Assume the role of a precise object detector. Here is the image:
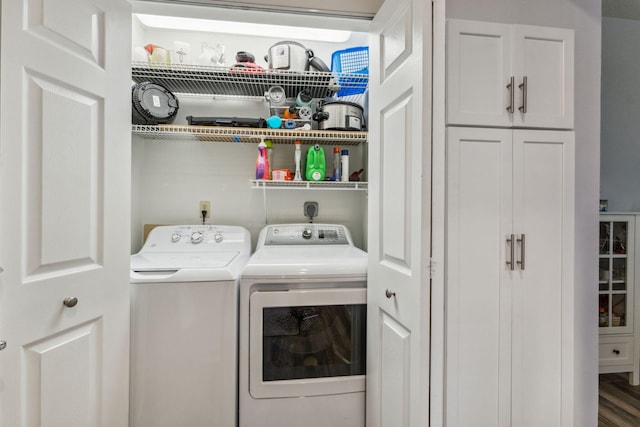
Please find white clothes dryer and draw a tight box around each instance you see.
[129,224,251,427]
[239,223,367,427]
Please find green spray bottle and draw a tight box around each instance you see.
[305,144,326,181]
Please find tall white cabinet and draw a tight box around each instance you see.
[599,213,640,384]
[445,19,575,427]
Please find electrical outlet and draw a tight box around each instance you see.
[304,201,318,219]
[199,201,211,218]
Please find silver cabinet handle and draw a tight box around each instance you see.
[517,234,526,270]
[63,297,78,308]
[0,341,6,351]
[385,289,396,299]
[506,234,515,270]
[519,76,528,113]
[506,76,515,113]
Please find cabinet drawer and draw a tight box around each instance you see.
[599,336,634,366]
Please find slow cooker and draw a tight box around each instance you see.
[264,41,329,72]
[313,100,365,131]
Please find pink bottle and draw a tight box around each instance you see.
[255,140,270,180]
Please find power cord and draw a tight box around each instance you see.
[201,210,207,225]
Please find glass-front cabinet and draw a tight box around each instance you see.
[599,215,634,334]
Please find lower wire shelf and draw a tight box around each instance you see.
[251,180,368,190]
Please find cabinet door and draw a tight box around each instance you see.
[0,0,132,426]
[599,215,635,335]
[445,127,513,427]
[446,20,512,127]
[511,26,574,129]
[511,130,574,426]
[446,128,574,427]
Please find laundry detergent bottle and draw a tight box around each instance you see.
[255,140,270,180]
[305,144,326,182]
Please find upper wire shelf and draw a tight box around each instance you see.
[131,62,369,99]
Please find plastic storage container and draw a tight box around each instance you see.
[305,144,326,182]
[331,46,369,97]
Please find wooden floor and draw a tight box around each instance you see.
[599,373,640,426]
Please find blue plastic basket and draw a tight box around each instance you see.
[331,46,369,96]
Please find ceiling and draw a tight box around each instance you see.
[603,0,640,19]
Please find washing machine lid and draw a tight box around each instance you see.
[241,245,367,279]
[130,251,248,282]
[131,251,239,271]
[130,224,252,283]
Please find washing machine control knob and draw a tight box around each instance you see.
[191,231,204,244]
[214,233,223,243]
[302,228,312,239]
[171,233,181,242]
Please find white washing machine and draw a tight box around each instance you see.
[129,224,251,427]
[239,223,367,427]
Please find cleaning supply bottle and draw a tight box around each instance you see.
[255,140,270,180]
[265,140,273,179]
[333,146,341,181]
[341,149,349,182]
[293,140,302,181]
[305,144,326,182]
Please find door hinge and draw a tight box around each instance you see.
[428,258,436,279]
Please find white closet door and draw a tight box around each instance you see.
[511,130,574,426]
[0,1,132,426]
[367,0,432,425]
[511,26,574,129]
[445,127,513,427]
[446,20,512,127]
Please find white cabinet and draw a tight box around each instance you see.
[599,213,640,384]
[447,19,574,129]
[446,127,574,426]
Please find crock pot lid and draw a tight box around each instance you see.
[322,100,364,110]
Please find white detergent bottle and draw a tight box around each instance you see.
[293,140,302,181]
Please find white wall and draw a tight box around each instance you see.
[132,136,367,251]
[446,1,601,425]
[601,17,640,211]
[129,12,370,252]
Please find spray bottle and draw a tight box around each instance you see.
[265,140,273,179]
[293,140,302,181]
[255,139,270,180]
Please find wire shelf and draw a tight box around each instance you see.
[131,62,369,99]
[251,180,368,190]
[132,125,368,145]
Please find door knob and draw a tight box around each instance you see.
[63,297,78,308]
[385,289,396,298]
[613,348,621,355]
[0,341,6,351]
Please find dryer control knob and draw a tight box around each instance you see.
[191,231,204,244]
[214,233,223,243]
[302,228,312,239]
[171,233,181,242]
